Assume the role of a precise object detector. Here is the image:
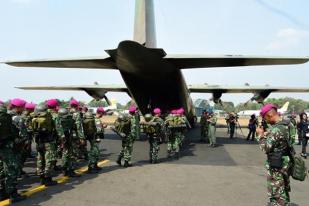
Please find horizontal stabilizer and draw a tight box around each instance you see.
[165,55,309,69]
[4,56,117,69]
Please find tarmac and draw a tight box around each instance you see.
[5,126,309,206]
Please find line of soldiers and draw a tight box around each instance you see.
[112,107,190,166]
[0,98,106,202]
[200,109,217,147]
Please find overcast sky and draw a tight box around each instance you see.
[0,0,309,105]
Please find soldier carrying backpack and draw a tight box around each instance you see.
[32,104,58,186]
[83,112,102,173]
[0,104,26,202]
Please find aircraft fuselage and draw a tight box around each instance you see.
[107,41,195,122]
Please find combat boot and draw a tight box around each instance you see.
[44,177,58,186]
[87,166,98,174]
[123,161,132,168]
[116,156,122,166]
[93,164,102,171]
[40,175,45,185]
[175,152,180,159]
[0,190,9,201]
[9,190,26,203]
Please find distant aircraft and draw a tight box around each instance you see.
[3,0,309,124]
[88,99,118,115]
[237,102,290,117]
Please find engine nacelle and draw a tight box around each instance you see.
[212,92,223,104]
[251,90,272,104]
[84,89,108,101]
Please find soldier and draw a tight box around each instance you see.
[131,106,141,140]
[46,99,63,171]
[298,112,309,159]
[82,112,102,173]
[57,108,81,177]
[247,114,258,141]
[200,111,209,143]
[165,109,187,159]
[32,104,58,186]
[22,102,36,158]
[9,98,29,177]
[207,109,217,147]
[144,108,164,164]
[95,107,107,141]
[0,104,26,202]
[69,99,86,161]
[114,113,134,167]
[256,104,295,206]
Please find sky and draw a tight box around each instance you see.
[0,0,309,105]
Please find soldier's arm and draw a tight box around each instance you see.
[75,113,85,139]
[256,129,277,153]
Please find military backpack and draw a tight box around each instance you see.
[83,115,97,138]
[0,112,12,140]
[32,112,54,133]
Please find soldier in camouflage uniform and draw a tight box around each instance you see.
[200,110,209,143]
[144,108,164,164]
[207,109,217,147]
[32,104,58,186]
[256,104,295,206]
[165,109,188,159]
[46,99,63,171]
[9,98,29,177]
[115,107,137,167]
[83,111,102,173]
[22,102,36,159]
[0,103,26,202]
[69,99,86,162]
[95,107,107,140]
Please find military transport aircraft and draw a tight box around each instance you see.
[3,0,309,124]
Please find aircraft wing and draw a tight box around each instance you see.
[4,56,117,69]
[16,85,128,100]
[165,55,309,69]
[188,85,309,103]
[188,85,309,93]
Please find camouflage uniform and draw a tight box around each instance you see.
[146,116,163,163]
[32,112,57,180]
[21,110,34,158]
[116,114,136,165]
[207,115,217,146]
[11,112,29,176]
[134,112,141,140]
[165,115,186,157]
[200,113,208,141]
[49,110,64,168]
[0,111,19,197]
[256,120,296,206]
[70,108,86,160]
[95,117,105,139]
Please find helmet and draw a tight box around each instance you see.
[46,99,59,108]
[58,108,69,117]
[84,111,94,119]
[69,99,79,107]
[153,108,161,114]
[144,114,153,122]
[25,102,36,110]
[118,113,128,121]
[10,98,26,108]
[97,107,105,114]
[35,104,48,113]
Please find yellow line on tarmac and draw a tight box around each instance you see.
[0,159,110,206]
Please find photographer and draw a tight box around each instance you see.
[227,113,237,139]
[299,112,309,159]
[247,114,258,141]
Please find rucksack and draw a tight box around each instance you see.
[83,116,97,137]
[0,112,13,139]
[32,112,54,133]
[59,115,74,133]
[291,155,307,181]
[115,118,131,136]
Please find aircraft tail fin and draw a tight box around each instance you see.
[133,0,156,48]
[280,102,289,112]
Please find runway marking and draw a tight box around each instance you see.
[0,159,110,206]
